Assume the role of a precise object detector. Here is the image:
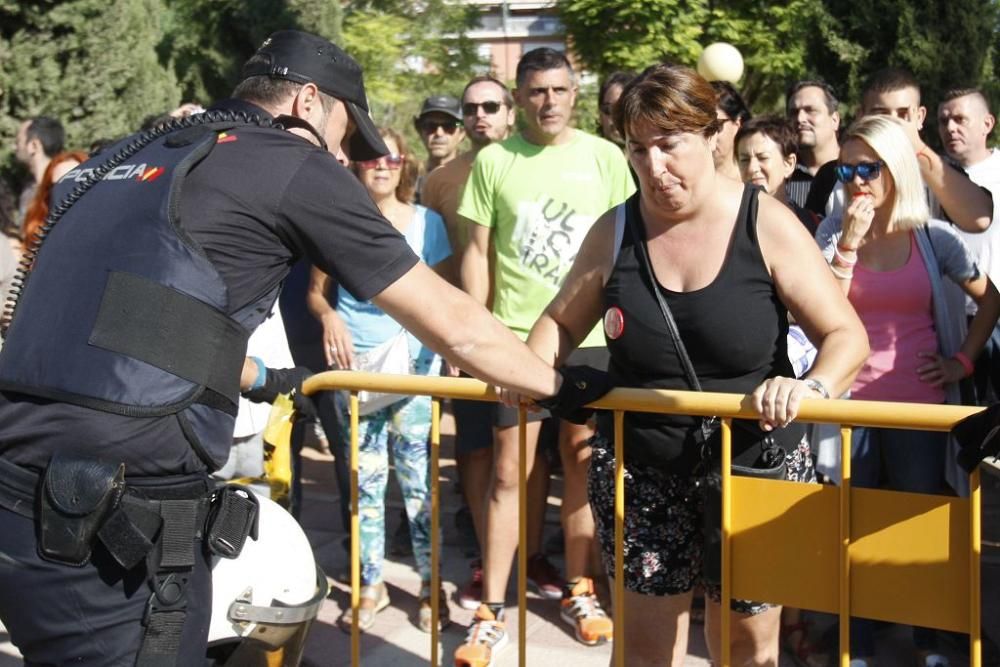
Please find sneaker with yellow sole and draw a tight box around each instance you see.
[560,577,613,646]
[454,604,509,667]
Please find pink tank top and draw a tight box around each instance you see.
[849,232,945,404]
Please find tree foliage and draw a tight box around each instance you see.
[0,0,484,184]
[160,0,343,106]
[1,0,179,166]
[341,0,486,150]
[558,0,824,110]
[805,0,1000,144]
[559,0,1000,136]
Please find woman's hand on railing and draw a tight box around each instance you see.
[751,376,820,431]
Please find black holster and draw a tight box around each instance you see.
[38,453,125,566]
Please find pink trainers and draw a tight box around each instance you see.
[457,559,483,610]
[526,553,565,600]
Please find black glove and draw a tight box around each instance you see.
[242,366,317,420]
[951,403,1000,473]
[535,365,613,424]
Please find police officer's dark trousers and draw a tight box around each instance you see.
[0,501,212,666]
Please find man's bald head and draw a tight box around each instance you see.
[938,88,995,167]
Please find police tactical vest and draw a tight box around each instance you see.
[0,119,270,467]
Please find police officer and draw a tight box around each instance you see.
[0,31,599,666]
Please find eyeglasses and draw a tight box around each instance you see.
[463,101,503,116]
[356,154,405,170]
[599,103,614,115]
[417,119,462,134]
[835,160,884,183]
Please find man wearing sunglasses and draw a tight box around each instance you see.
[0,30,584,667]
[414,95,467,184]
[422,74,518,614]
[454,47,635,667]
[423,76,516,286]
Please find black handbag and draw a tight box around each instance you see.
[626,186,789,586]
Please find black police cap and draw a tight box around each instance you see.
[241,30,388,160]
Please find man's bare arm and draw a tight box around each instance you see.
[460,222,492,307]
[373,262,560,399]
[920,150,993,232]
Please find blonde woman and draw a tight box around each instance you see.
[816,114,1000,667]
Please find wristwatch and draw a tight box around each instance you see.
[802,378,830,399]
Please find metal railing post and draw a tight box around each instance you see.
[613,410,625,667]
[518,406,528,667]
[720,419,732,667]
[839,426,852,667]
[430,398,442,666]
[971,467,982,667]
[350,392,361,667]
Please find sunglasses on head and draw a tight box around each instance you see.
[356,154,405,170]
[417,119,462,134]
[463,101,503,116]
[835,160,884,183]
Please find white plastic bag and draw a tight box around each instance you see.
[353,329,413,416]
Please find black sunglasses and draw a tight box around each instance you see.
[463,101,503,116]
[599,103,613,115]
[417,119,463,134]
[835,160,884,184]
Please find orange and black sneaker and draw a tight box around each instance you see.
[560,577,613,646]
[454,604,508,667]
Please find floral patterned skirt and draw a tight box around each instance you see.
[587,432,815,614]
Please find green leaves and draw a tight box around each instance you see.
[340,0,487,154]
[559,0,822,110]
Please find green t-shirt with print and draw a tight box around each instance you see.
[458,130,635,347]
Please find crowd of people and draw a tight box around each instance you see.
[2,30,998,667]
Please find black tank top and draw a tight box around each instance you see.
[598,186,796,473]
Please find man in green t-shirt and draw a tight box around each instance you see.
[455,47,634,667]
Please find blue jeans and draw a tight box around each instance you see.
[849,426,947,656]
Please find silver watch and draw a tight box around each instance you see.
[802,378,830,399]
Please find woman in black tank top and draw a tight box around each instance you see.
[510,65,868,665]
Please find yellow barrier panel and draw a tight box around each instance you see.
[302,372,986,667]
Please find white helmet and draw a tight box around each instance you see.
[206,491,328,665]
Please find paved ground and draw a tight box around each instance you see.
[2,410,998,666]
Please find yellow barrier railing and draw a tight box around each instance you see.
[303,371,985,667]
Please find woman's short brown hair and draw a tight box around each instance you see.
[735,115,798,159]
[614,64,721,142]
[353,127,419,203]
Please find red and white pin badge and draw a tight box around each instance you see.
[604,306,625,340]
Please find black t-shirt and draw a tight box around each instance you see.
[0,100,418,475]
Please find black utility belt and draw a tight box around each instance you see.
[0,454,258,569]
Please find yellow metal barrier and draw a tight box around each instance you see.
[303,371,985,667]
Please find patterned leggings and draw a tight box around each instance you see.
[336,359,440,586]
